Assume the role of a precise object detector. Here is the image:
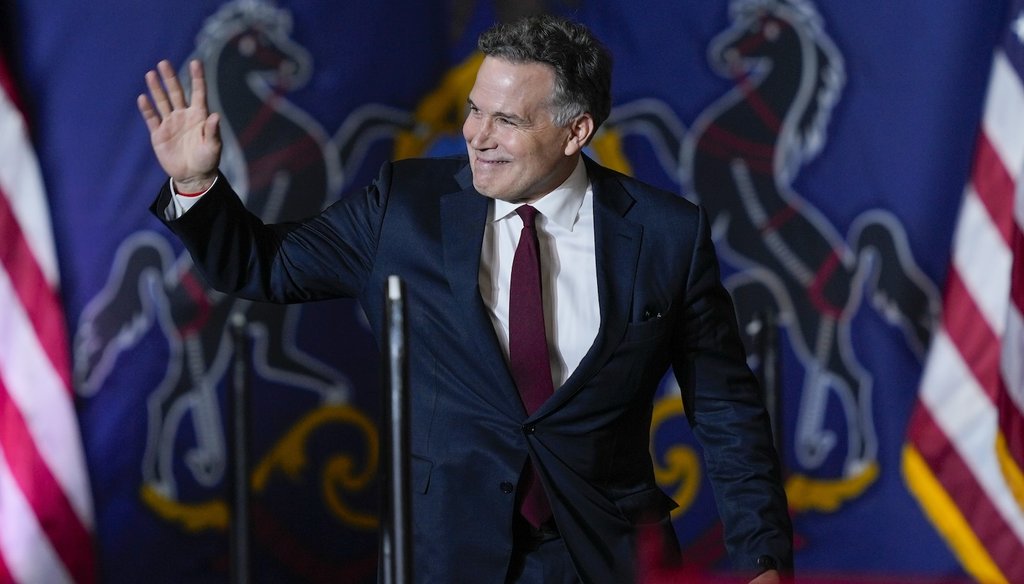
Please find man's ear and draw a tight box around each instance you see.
[564,113,596,156]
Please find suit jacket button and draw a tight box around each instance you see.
[500,481,514,494]
[522,424,536,434]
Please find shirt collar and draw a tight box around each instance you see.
[492,157,589,231]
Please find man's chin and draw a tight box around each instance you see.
[473,182,542,203]
[471,180,506,201]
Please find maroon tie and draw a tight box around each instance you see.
[508,205,554,527]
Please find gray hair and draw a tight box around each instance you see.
[478,14,613,130]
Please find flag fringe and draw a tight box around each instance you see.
[902,444,1007,584]
[995,432,1024,511]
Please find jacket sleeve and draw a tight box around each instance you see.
[672,206,794,573]
[149,163,394,303]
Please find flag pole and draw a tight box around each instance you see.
[228,312,252,584]
[381,275,412,584]
[760,309,783,462]
[748,310,783,467]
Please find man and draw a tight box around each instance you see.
[139,14,791,584]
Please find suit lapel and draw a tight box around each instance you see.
[534,159,642,417]
[441,167,526,417]
[441,160,643,419]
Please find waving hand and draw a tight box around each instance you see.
[137,59,221,193]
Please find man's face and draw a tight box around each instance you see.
[463,56,588,203]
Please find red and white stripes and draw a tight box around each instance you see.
[905,21,1024,584]
[0,53,95,584]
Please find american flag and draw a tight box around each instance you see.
[0,52,95,582]
[904,2,1024,582]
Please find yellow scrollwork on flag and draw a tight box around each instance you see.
[140,484,229,531]
[783,463,878,513]
[253,404,379,530]
[141,403,379,533]
[650,394,700,518]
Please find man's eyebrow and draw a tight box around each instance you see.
[466,98,529,124]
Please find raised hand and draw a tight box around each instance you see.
[137,59,221,193]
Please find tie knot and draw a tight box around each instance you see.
[516,205,538,228]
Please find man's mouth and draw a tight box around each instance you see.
[476,157,510,165]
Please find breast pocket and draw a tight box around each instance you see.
[620,312,671,347]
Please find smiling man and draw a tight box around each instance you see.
[464,56,593,204]
[140,14,792,584]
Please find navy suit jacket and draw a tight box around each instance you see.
[153,155,792,583]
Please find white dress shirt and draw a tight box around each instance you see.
[478,157,600,389]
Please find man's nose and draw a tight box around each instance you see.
[466,117,493,149]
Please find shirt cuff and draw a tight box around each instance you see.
[164,176,218,220]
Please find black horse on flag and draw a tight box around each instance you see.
[604,0,940,507]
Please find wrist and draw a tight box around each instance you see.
[173,174,216,195]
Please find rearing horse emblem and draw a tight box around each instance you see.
[605,0,940,509]
[73,0,411,518]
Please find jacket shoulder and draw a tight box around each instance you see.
[389,156,469,182]
[589,160,701,219]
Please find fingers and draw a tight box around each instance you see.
[137,93,161,133]
[142,59,207,124]
[158,60,188,110]
[189,60,209,115]
[144,64,172,119]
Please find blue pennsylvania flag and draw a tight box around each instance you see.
[5,0,1008,581]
